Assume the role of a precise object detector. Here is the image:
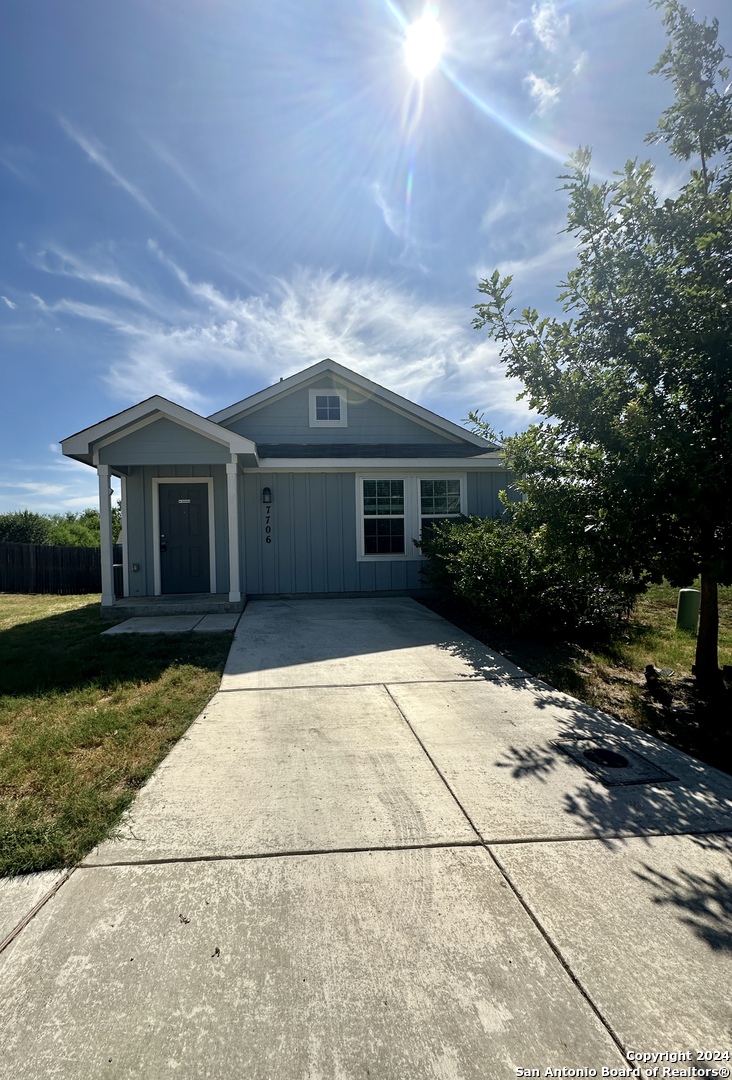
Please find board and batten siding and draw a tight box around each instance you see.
[240,469,512,597]
[122,464,230,597]
[224,381,461,447]
[467,470,517,517]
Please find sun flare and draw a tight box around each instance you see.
[404,11,444,79]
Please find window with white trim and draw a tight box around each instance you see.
[357,474,465,560]
[309,388,348,427]
[362,479,405,555]
[420,478,462,538]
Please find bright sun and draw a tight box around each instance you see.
[404,11,444,79]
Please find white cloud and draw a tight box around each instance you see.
[475,225,577,288]
[573,51,588,78]
[525,73,561,116]
[145,138,201,197]
[1,295,17,309]
[365,184,429,273]
[23,244,537,434]
[370,181,404,239]
[0,145,35,185]
[4,481,71,498]
[531,2,569,53]
[0,465,101,514]
[480,193,517,233]
[50,299,141,328]
[512,2,586,117]
[58,116,172,230]
[27,246,156,309]
[120,264,532,425]
[0,443,126,514]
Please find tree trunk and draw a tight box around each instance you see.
[694,571,720,689]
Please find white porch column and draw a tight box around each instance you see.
[226,461,242,603]
[120,474,129,598]
[97,464,115,608]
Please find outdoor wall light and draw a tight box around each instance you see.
[262,487,272,505]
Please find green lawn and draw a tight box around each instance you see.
[0,594,232,877]
[3,585,730,878]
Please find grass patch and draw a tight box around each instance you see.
[0,593,232,877]
[421,581,732,776]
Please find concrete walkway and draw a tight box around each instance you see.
[101,613,241,634]
[1,598,731,1078]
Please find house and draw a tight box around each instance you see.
[61,359,512,613]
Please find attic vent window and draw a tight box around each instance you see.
[309,388,347,428]
[317,395,340,421]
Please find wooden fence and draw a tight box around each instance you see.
[0,543,124,596]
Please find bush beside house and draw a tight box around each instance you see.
[419,515,637,640]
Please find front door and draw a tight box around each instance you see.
[159,483,211,594]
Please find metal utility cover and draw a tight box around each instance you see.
[553,736,678,787]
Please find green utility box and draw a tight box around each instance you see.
[676,588,701,632]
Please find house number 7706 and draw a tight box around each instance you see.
[265,508,272,543]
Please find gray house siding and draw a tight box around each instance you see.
[122,464,230,597]
[62,361,509,606]
[467,469,515,517]
[239,468,510,597]
[224,382,461,447]
[98,417,231,467]
[241,472,361,596]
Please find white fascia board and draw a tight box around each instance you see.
[208,358,496,451]
[251,455,505,470]
[62,395,258,461]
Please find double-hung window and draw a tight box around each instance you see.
[420,478,462,538]
[362,479,405,555]
[357,474,465,560]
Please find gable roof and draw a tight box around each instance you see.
[61,395,258,466]
[208,358,497,451]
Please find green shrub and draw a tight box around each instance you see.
[419,516,637,639]
[0,506,121,547]
[0,511,53,544]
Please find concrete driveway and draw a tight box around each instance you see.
[1,598,731,1078]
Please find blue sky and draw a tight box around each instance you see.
[1,0,729,513]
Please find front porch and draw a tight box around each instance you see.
[61,397,259,616]
[103,593,246,619]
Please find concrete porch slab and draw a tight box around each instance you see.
[389,679,732,842]
[495,832,732,1054]
[192,613,241,632]
[101,616,204,635]
[0,849,625,1078]
[85,684,478,865]
[222,598,526,689]
[103,594,245,618]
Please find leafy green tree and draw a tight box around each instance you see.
[47,506,122,546]
[0,510,53,544]
[0,505,121,547]
[472,0,732,689]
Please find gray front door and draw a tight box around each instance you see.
[159,483,211,594]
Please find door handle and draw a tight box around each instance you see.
[160,541,167,553]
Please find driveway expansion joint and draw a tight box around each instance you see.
[384,684,484,843]
[485,825,732,845]
[216,675,531,692]
[80,839,484,870]
[485,844,630,1065]
[0,868,76,957]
